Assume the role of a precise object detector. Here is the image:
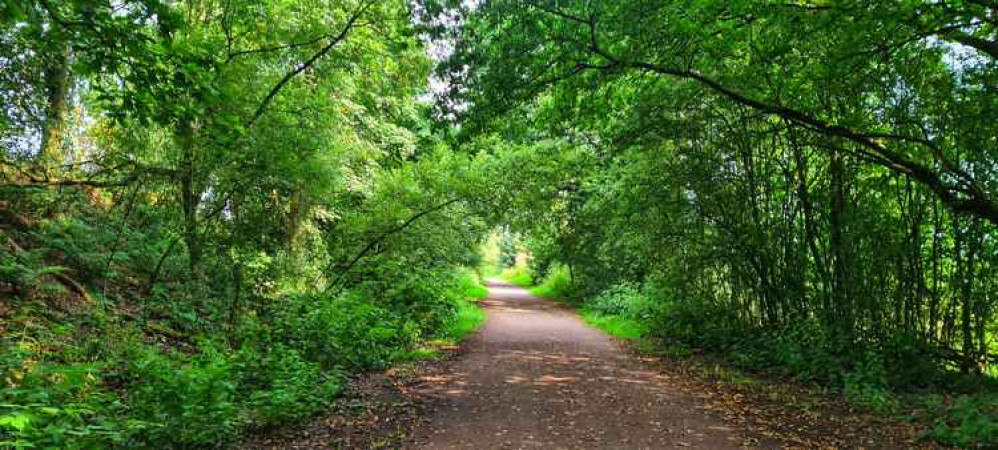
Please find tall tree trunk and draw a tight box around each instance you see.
[960,218,981,372]
[828,147,851,342]
[790,132,830,310]
[40,42,71,167]
[906,181,926,333]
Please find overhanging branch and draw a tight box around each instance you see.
[321,197,464,290]
[247,1,374,127]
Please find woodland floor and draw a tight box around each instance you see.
[246,280,938,449]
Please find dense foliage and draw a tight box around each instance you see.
[6,0,998,447]
[1,0,491,447]
[427,0,998,446]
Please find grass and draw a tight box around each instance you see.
[530,264,572,299]
[440,298,487,344]
[466,283,488,300]
[439,270,489,344]
[505,274,532,287]
[579,309,649,341]
[500,265,533,287]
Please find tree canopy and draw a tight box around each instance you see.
[3,0,998,447]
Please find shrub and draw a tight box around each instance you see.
[2,262,485,449]
[927,393,998,448]
[274,293,420,371]
[0,342,134,448]
[843,352,894,413]
[125,345,243,446]
[585,282,665,322]
[243,345,340,426]
[456,269,488,300]
[577,283,670,341]
[438,297,486,343]
[531,264,572,300]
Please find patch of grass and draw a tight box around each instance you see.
[505,274,532,287]
[579,309,648,341]
[500,265,533,287]
[439,298,486,344]
[457,269,489,300]
[530,264,572,299]
[466,284,488,300]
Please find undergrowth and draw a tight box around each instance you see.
[500,264,532,288]
[1,249,487,449]
[529,264,571,300]
[437,270,488,345]
[527,264,998,448]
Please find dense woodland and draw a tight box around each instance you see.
[2,0,998,448]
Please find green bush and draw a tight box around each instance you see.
[0,342,134,448]
[927,394,998,448]
[531,264,572,300]
[2,261,485,449]
[438,298,486,343]
[577,283,669,341]
[274,293,420,371]
[243,345,340,426]
[585,283,665,322]
[843,352,894,413]
[457,270,488,300]
[126,345,242,446]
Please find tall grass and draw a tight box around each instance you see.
[530,264,572,299]
[439,269,488,343]
[500,265,533,287]
[440,298,487,343]
[579,310,648,340]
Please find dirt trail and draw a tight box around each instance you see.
[407,280,768,449]
[248,279,929,449]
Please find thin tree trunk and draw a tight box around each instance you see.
[790,132,830,309]
[178,120,200,273]
[929,200,942,340]
[287,184,304,246]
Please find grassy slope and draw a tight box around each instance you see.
[441,284,488,343]
[529,267,998,447]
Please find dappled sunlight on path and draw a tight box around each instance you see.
[410,280,769,449]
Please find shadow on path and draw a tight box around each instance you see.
[409,279,769,449]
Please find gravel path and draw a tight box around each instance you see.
[408,279,770,449]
